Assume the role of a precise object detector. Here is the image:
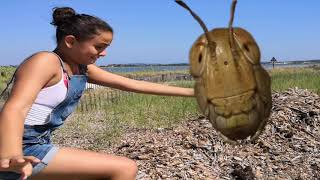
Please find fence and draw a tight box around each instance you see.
[77,88,128,112]
[85,83,103,90]
[84,73,193,91]
[79,73,193,112]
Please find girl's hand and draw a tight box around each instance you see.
[0,156,41,180]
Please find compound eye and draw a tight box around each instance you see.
[241,42,260,64]
[243,44,250,52]
[190,39,207,77]
[234,30,261,65]
[198,54,202,63]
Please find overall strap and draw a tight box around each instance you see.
[51,51,69,76]
[51,51,87,76]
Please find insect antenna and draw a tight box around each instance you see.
[175,0,216,58]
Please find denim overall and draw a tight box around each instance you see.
[0,52,88,179]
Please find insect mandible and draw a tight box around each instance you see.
[175,0,272,144]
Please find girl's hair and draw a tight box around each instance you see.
[51,7,113,43]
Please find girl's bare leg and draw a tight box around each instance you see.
[30,147,138,180]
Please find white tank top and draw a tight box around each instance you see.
[24,65,68,125]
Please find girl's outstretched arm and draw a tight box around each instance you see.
[87,64,195,97]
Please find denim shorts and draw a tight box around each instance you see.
[0,129,59,180]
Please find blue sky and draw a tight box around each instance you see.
[1,0,319,65]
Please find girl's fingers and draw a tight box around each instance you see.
[0,156,39,176]
[9,157,25,166]
[19,172,27,180]
[24,156,41,163]
[10,156,40,165]
[20,163,33,180]
[20,170,29,180]
[0,159,10,168]
[15,158,26,164]
[20,175,28,180]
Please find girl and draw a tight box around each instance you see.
[0,7,194,180]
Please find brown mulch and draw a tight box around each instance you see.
[53,88,320,179]
[107,88,320,180]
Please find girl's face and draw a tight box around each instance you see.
[69,31,113,65]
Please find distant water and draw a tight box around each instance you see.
[263,61,320,70]
[103,61,320,73]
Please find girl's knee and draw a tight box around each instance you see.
[123,158,138,177]
[111,157,137,179]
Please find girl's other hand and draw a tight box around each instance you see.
[0,156,41,179]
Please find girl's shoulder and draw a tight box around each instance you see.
[26,51,61,64]
[16,51,62,77]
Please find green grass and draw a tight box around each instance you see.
[103,92,199,129]
[0,66,15,92]
[77,80,199,129]
[54,85,200,148]
[269,67,320,94]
